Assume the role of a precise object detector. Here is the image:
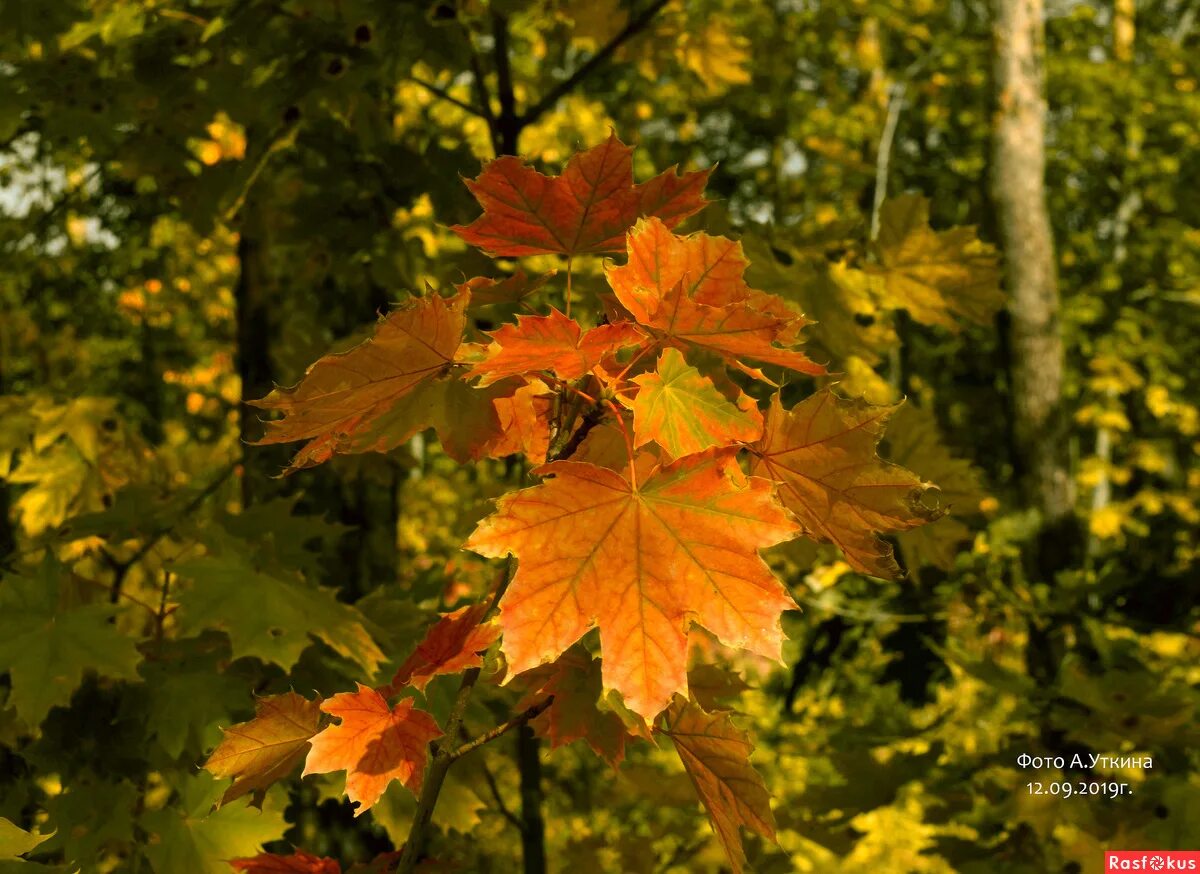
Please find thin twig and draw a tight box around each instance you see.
[396,559,517,873]
[407,75,489,118]
[108,463,236,604]
[870,81,906,241]
[519,0,671,128]
[451,697,553,761]
[480,759,524,831]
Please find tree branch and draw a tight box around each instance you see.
[480,758,524,831]
[396,559,516,873]
[407,75,489,119]
[107,463,236,604]
[519,0,671,129]
[451,696,553,762]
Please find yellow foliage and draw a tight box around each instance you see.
[1089,505,1127,540]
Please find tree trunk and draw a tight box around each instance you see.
[991,0,1074,534]
[234,201,284,507]
[517,725,547,874]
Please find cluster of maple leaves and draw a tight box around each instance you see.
[209,135,940,873]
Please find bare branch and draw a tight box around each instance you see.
[520,0,671,129]
[407,75,489,119]
[451,696,554,762]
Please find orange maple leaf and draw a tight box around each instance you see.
[203,691,322,808]
[388,604,501,693]
[513,647,636,767]
[606,217,754,307]
[465,452,798,720]
[302,684,443,814]
[471,308,646,387]
[660,698,776,874]
[451,133,710,257]
[486,378,554,463]
[605,224,824,378]
[749,391,942,579]
[230,851,341,873]
[250,291,512,470]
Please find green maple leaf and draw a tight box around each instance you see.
[141,655,248,759]
[172,554,385,677]
[41,779,137,866]
[0,818,51,860]
[0,560,142,727]
[140,774,286,874]
[629,348,763,459]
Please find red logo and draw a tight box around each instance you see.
[1106,852,1200,871]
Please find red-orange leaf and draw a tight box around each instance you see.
[451,133,710,257]
[514,647,636,767]
[302,685,443,815]
[204,691,323,808]
[609,265,824,378]
[388,604,500,693]
[230,851,341,874]
[471,308,646,387]
[249,292,488,471]
[465,452,798,720]
[749,391,942,579]
[660,698,776,874]
[606,217,753,308]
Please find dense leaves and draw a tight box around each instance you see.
[2,2,1197,871]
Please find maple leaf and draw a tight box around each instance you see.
[203,692,323,808]
[749,391,942,579]
[302,684,443,815]
[465,452,798,720]
[605,217,753,307]
[0,559,142,727]
[471,309,646,387]
[659,698,776,874]
[249,291,501,471]
[605,223,824,378]
[486,378,553,463]
[883,403,987,572]
[387,604,500,693]
[457,270,554,308]
[140,774,287,874]
[451,133,710,258]
[629,348,762,458]
[513,647,635,767]
[1,817,52,860]
[686,663,751,711]
[866,193,1004,331]
[173,554,386,676]
[618,277,825,377]
[230,850,341,874]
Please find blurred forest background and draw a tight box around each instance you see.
[0,0,1197,872]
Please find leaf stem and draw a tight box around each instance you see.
[604,400,638,490]
[564,257,573,319]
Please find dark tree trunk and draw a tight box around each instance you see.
[517,724,547,874]
[234,202,285,507]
